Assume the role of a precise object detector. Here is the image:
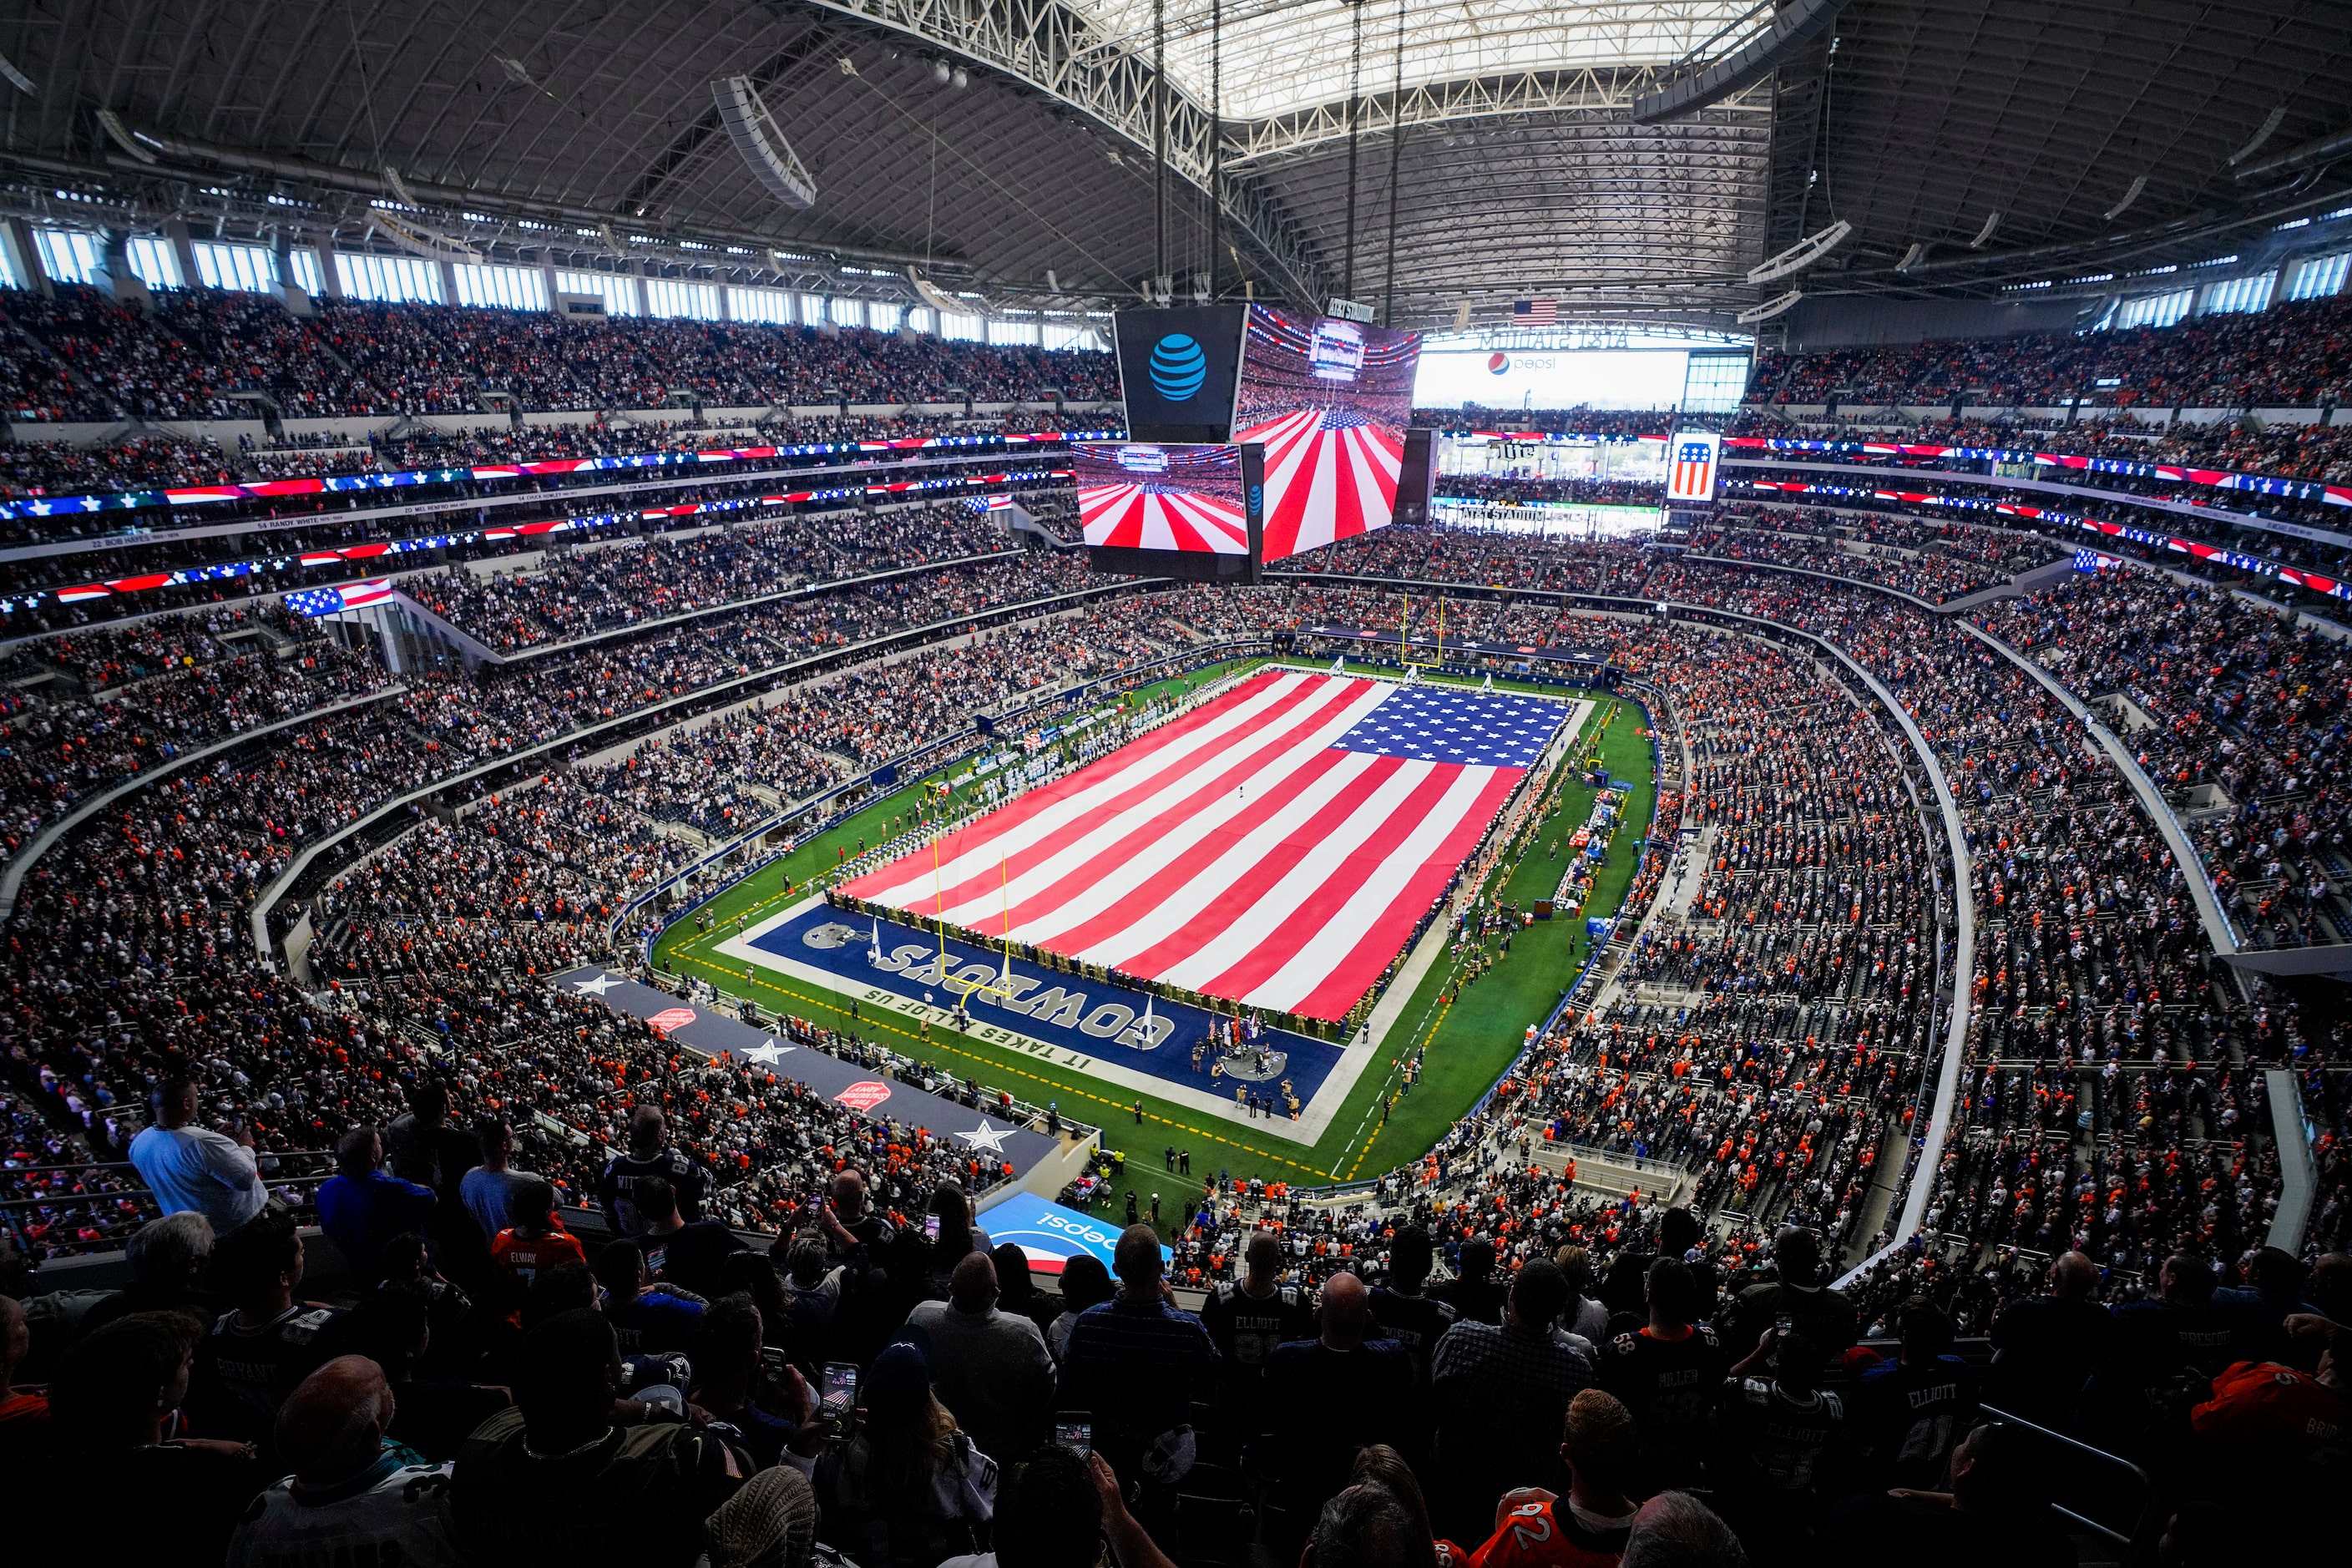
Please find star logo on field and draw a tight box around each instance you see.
[570,972,625,995]
[956,1121,1014,1153]
[742,1037,794,1065]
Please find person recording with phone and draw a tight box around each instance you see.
[685,1292,827,1471]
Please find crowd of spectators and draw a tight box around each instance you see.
[1974,572,2350,947]
[0,513,2345,1565]
[1746,293,2352,410]
[3,285,1116,425]
[1433,474,1664,508]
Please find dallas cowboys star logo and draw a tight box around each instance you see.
[955,1121,1014,1153]
[741,1037,795,1065]
[570,972,625,995]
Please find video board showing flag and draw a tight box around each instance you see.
[842,670,1563,1022]
[1667,430,1722,503]
[1078,442,1265,583]
[1234,306,1423,564]
[1075,443,1252,554]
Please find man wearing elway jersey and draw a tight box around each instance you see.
[1594,1258,1726,1490]
[1466,1389,1643,1568]
[488,1176,586,1318]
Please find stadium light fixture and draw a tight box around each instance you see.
[712,76,817,210]
[369,207,482,263]
[1736,290,1803,324]
[1746,219,1850,285]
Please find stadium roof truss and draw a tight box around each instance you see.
[9,1,2345,331]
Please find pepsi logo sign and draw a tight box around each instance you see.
[1487,352,1510,375]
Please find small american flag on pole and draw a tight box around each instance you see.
[1512,299,1558,326]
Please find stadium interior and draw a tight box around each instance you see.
[0,3,2348,1565]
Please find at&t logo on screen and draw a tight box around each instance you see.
[1148,334,1207,401]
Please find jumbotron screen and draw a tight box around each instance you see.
[1235,306,1423,564]
[1076,442,1264,582]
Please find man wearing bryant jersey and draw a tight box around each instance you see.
[227,1356,463,1568]
[198,1210,348,1445]
[1594,1259,1725,1491]
[597,1107,710,1237]
[1199,1230,1317,1425]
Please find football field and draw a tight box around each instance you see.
[654,657,1655,1215]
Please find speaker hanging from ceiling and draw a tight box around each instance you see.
[713,76,818,210]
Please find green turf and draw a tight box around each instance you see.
[650,658,1658,1229]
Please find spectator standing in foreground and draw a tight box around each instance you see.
[1712,1331,1842,1564]
[452,1308,812,1568]
[817,1339,1000,1568]
[1720,1227,1855,1364]
[594,1238,706,1356]
[75,1210,219,1338]
[488,1177,588,1313]
[225,1355,463,1568]
[1430,1261,1591,1541]
[459,1116,537,1244]
[1818,1423,2071,1568]
[1045,1253,1114,1362]
[127,1077,268,1236]
[906,1250,1057,1467]
[1596,1259,1727,1492]
[38,1311,269,1564]
[1431,1237,1510,1325]
[316,1125,438,1288]
[197,1210,346,1444]
[1060,1224,1220,1491]
[1262,1270,1417,1529]
[598,1106,709,1237]
[1852,1297,1978,1491]
[1620,1491,1746,1568]
[1464,1388,1644,1568]
[1985,1250,2113,1432]
[636,1174,746,1298]
[1200,1229,1318,1426]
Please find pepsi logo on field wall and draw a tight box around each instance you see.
[1488,352,1510,375]
[1148,334,1208,401]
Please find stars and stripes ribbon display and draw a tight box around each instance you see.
[285,579,397,616]
[842,670,1563,1021]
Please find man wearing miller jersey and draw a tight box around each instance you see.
[1594,1259,1726,1490]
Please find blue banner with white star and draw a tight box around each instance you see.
[548,964,1064,1176]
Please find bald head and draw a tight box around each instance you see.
[2050,1251,2099,1300]
[1115,1224,1164,1294]
[1320,1271,1370,1351]
[949,1249,999,1313]
[277,1356,393,1486]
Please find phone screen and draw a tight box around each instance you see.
[1055,1415,1091,1456]
[822,1362,858,1417]
[923,1214,942,1242]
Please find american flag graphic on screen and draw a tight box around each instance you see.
[1667,432,1721,503]
[842,671,1564,1021]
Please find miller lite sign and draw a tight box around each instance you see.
[1666,430,1722,503]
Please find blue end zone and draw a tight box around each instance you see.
[745,901,1346,1105]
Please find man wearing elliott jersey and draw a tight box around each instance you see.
[1199,1231,1317,1423]
[228,1356,462,1568]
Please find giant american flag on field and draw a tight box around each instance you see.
[842,671,1563,1021]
